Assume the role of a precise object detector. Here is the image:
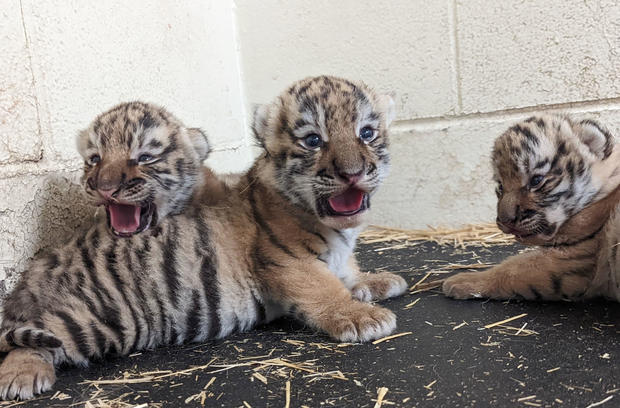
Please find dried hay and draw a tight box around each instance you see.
[360,224,514,249]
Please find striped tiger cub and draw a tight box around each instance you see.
[0,76,406,400]
[443,114,620,301]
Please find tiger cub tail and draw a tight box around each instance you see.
[0,327,62,352]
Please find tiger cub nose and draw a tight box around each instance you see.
[497,204,520,225]
[97,186,118,199]
[337,168,364,185]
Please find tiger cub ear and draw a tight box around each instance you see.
[575,119,614,160]
[75,128,90,159]
[186,128,210,162]
[379,94,396,127]
[252,104,271,148]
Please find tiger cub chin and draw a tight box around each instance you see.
[443,114,620,302]
[0,77,406,401]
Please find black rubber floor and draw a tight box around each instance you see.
[7,242,619,408]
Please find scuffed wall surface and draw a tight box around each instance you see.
[0,172,94,296]
[234,0,620,228]
[0,0,252,293]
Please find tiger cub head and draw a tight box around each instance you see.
[252,76,395,230]
[77,102,209,237]
[492,114,618,243]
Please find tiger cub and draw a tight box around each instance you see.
[0,76,406,400]
[443,114,620,301]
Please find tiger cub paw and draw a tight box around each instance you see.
[323,303,397,343]
[0,349,56,400]
[443,272,495,299]
[351,272,407,302]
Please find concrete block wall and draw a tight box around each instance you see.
[0,0,252,291]
[234,0,620,228]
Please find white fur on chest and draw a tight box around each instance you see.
[320,227,361,287]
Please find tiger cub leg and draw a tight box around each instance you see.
[443,249,596,301]
[346,257,407,302]
[0,348,55,400]
[274,259,397,342]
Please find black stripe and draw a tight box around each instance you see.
[252,245,283,270]
[529,286,543,300]
[196,223,221,339]
[77,237,126,350]
[105,241,142,352]
[128,242,154,345]
[32,331,43,347]
[248,183,297,258]
[201,259,221,339]
[545,223,606,248]
[158,132,178,159]
[551,276,563,295]
[20,329,32,347]
[136,240,167,344]
[185,290,202,343]
[252,294,266,324]
[89,322,107,357]
[302,242,319,256]
[565,266,594,277]
[333,228,349,244]
[298,224,328,245]
[172,325,181,345]
[162,219,181,308]
[150,285,168,344]
[5,330,16,347]
[55,310,91,359]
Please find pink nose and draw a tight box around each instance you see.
[338,170,363,185]
[98,188,117,200]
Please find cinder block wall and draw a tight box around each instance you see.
[234,0,620,228]
[0,1,253,291]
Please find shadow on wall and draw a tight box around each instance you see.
[0,175,96,298]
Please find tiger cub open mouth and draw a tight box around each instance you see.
[322,187,369,217]
[105,202,156,237]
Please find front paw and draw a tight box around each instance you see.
[0,349,55,400]
[351,272,407,302]
[322,303,397,342]
[443,272,495,299]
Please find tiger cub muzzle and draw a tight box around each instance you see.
[318,168,371,217]
[316,161,380,230]
[87,164,157,237]
[495,190,555,240]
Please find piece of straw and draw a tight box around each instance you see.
[484,313,528,329]
[373,387,389,408]
[372,332,412,345]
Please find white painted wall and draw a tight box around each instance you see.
[2,0,620,288]
[234,0,620,228]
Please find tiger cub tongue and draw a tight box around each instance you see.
[108,203,141,233]
[328,188,365,213]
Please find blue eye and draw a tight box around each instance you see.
[303,133,323,149]
[529,175,544,188]
[360,126,375,142]
[89,154,101,165]
[138,154,154,163]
